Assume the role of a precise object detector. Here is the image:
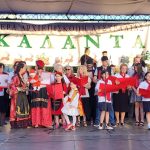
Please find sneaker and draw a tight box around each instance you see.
[93,124,99,127]
[106,125,113,130]
[111,124,116,127]
[147,124,150,130]
[98,125,103,130]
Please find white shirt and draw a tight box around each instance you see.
[0,89,4,96]
[95,79,112,103]
[114,73,130,78]
[138,81,150,102]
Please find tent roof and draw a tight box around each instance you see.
[1,0,150,15]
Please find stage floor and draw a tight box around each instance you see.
[0,120,150,150]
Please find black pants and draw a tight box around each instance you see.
[81,97,91,121]
[88,82,97,122]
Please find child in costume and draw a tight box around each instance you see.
[62,82,79,131]
[95,70,113,130]
[28,69,41,91]
[47,71,67,128]
[138,72,150,130]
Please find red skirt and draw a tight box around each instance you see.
[51,99,63,115]
[31,100,52,127]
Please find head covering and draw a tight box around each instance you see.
[29,69,35,74]
[36,60,45,68]
[101,56,108,61]
[55,71,62,76]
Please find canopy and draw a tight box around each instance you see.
[0,0,150,15]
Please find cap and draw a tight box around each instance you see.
[36,60,45,68]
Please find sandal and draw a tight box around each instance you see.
[135,121,139,126]
[116,122,119,126]
[83,121,87,127]
[121,122,125,126]
[139,122,144,126]
[76,121,81,127]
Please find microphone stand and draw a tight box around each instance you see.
[103,69,107,129]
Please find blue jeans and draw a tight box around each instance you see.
[94,96,100,125]
[109,107,115,125]
[94,96,115,125]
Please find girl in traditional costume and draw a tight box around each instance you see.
[62,82,79,131]
[9,61,31,128]
[47,71,67,128]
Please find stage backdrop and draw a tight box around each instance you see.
[0,22,150,66]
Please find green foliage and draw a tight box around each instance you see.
[141,50,150,61]
[120,55,129,64]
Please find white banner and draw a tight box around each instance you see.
[0,24,149,66]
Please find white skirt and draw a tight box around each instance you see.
[61,103,79,116]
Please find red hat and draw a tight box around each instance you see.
[36,60,45,68]
[30,69,35,74]
[55,71,62,76]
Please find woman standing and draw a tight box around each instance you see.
[76,65,91,126]
[130,63,144,126]
[9,61,31,128]
[31,60,52,128]
[65,65,75,82]
[113,64,130,126]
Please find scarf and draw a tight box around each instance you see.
[98,78,111,101]
[146,81,150,90]
[78,76,88,96]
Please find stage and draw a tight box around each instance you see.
[0,120,150,150]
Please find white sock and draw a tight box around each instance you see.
[64,114,70,125]
[72,116,76,126]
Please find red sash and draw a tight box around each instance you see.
[115,77,136,92]
[139,81,150,98]
[139,89,150,98]
[71,76,88,95]
[98,79,111,101]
